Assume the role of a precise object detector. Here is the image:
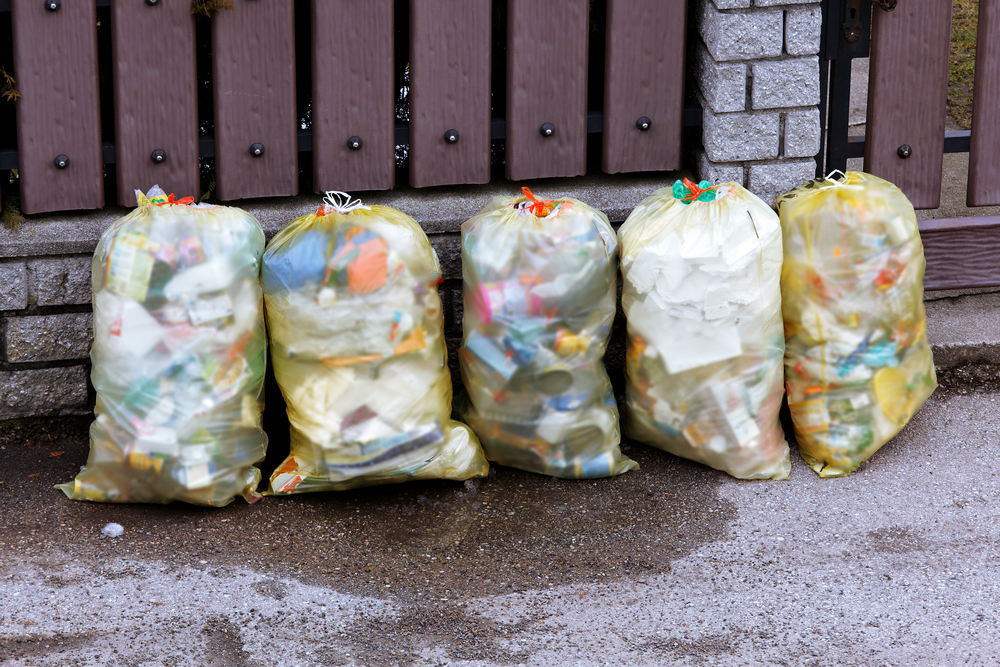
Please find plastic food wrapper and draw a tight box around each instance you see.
[618,179,790,480]
[456,188,637,478]
[262,192,488,494]
[777,171,937,477]
[57,186,269,506]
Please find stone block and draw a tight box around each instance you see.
[711,0,751,8]
[695,150,746,186]
[785,107,821,158]
[5,313,94,363]
[0,262,27,311]
[703,108,780,162]
[695,42,747,114]
[0,366,89,419]
[28,256,93,306]
[699,0,784,62]
[747,160,818,207]
[752,57,821,109]
[785,5,822,56]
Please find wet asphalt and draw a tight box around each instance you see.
[2,379,1000,666]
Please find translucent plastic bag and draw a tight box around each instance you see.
[619,179,790,480]
[263,193,488,493]
[456,188,637,478]
[57,187,268,506]
[777,171,937,477]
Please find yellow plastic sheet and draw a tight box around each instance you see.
[57,187,269,506]
[619,180,790,480]
[456,189,637,478]
[263,194,488,494]
[777,172,937,477]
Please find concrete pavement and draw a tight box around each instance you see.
[2,380,1000,666]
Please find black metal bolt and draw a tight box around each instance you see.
[897,144,912,159]
[54,154,69,169]
[145,0,159,5]
[636,116,651,131]
[250,143,265,157]
[347,136,363,150]
[45,0,60,11]
[151,149,166,164]
[444,129,459,144]
[540,123,555,137]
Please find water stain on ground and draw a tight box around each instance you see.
[0,632,96,664]
[338,604,540,667]
[202,618,252,667]
[1,415,738,605]
[861,526,928,554]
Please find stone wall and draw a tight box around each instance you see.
[693,0,823,205]
[0,255,95,420]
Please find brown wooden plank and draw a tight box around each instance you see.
[408,0,492,188]
[311,0,394,193]
[11,0,103,214]
[602,0,686,174]
[864,1,952,210]
[967,1,1000,207]
[919,217,1000,291]
[111,1,200,207]
[505,0,589,180]
[212,0,298,201]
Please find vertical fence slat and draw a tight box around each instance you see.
[111,1,200,207]
[312,0,394,193]
[967,1,1000,207]
[864,1,952,210]
[505,0,589,181]
[11,0,103,214]
[408,0,491,188]
[212,0,298,201]
[602,0,686,174]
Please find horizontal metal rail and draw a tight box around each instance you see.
[842,130,972,161]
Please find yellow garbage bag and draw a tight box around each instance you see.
[777,171,937,477]
[263,193,488,494]
[619,179,790,480]
[57,186,269,506]
[456,188,637,478]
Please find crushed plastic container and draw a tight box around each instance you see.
[777,171,937,476]
[263,192,488,493]
[619,179,790,479]
[456,188,637,478]
[57,186,269,506]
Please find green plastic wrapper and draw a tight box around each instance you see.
[57,187,269,506]
[777,171,937,477]
[619,179,790,480]
[263,193,488,494]
[456,188,637,478]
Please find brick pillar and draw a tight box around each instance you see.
[693,0,823,206]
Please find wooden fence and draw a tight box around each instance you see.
[820,0,1000,292]
[0,0,689,214]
